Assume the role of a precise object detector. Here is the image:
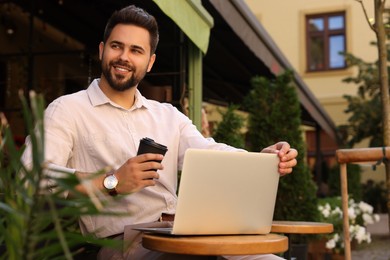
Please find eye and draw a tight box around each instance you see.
[131,48,142,54]
[111,43,121,49]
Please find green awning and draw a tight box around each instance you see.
[153,0,214,53]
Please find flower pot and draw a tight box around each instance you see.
[307,239,331,260]
[330,253,345,260]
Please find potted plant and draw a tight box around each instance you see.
[316,196,380,257]
[0,92,120,259]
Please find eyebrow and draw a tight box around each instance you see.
[130,44,146,53]
[110,40,146,53]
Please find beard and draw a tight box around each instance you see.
[101,58,148,92]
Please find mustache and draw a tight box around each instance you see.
[110,60,135,71]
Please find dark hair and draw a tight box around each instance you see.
[103,5,159,54]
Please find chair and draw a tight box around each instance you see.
[336,147,390,260]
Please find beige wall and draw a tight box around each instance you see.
[244,0,386,183]
[244,0,377,125]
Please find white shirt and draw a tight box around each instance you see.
[22,79,241,237]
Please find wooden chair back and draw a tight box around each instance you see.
[336,147,390,260]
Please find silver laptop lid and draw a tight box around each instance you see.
[172,149,280,235]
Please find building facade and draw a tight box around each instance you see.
[245,0,386,184]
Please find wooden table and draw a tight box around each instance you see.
[142,233,288,256]
[271,221,333,234]
[271,221,334,259]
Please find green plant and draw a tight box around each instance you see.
[337,52,383,148]
[243,71,320,242]
[212,105,245,149]
[0,92,119,259]
[327,163,362,201]
[318,196,380,254]
[362,179,388,213]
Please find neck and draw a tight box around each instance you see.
[98,77,136,109]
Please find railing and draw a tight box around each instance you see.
[336,147,390,260]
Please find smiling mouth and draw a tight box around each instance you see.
[113,65,132,73]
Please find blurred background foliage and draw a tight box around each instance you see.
[213,70,320,243]
[0,92,120,259]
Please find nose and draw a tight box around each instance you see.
[118,48,131,62]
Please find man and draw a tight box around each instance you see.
[22,5,297,259]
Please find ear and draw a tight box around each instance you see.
[99,42,104,60]
[147,54,156,72]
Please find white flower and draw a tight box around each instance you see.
[332,206,342,216]
[363,213,374,225]
[349,224,357,235]
[359,201,373,214]
[333,233,340,242]
[349,224,367,242]
[354,226,367,244]
[320,203,331,218]
[318,198,376,252]
[322,208,330,218]
[326,238,336,249]
[348,206,357,220]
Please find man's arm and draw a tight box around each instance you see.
[73,153,165,196]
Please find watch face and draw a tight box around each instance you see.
[104,175,118,190]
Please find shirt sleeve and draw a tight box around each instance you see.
[21,97,76,172]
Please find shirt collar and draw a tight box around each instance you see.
[87,78,151,110]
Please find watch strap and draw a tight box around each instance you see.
[108,188,118,196]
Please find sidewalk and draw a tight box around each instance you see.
[352,213,390,260]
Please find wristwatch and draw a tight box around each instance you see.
[103,170,118,196]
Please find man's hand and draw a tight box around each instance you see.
[115,153,164,194]
[261,141,298,176]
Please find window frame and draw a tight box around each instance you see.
[305,11,347,72]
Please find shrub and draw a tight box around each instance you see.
[212,105,245,149]
[327,164,362,201]
[243,71,320,228]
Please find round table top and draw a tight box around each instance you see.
[142,233,288,255]
[271,221,334,234]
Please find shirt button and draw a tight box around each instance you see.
[168,201,175,210]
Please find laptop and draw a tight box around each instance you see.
[134,148,280,235]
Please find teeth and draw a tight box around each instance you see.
[114,66,130,72]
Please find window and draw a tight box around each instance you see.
[306,12,346,72]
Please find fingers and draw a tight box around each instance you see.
[279,148,298,162]
[134,153,164,172]
[278,148,297,176]
[279,156,297,169]
[135,153,164,163]
[278,166,293,177]
[115,154,165,194]
[262,142,298,176]
[139,160,164,172]
[261,142,296,158]
[276,141,291,155]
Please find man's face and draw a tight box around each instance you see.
[99,24,156,91]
